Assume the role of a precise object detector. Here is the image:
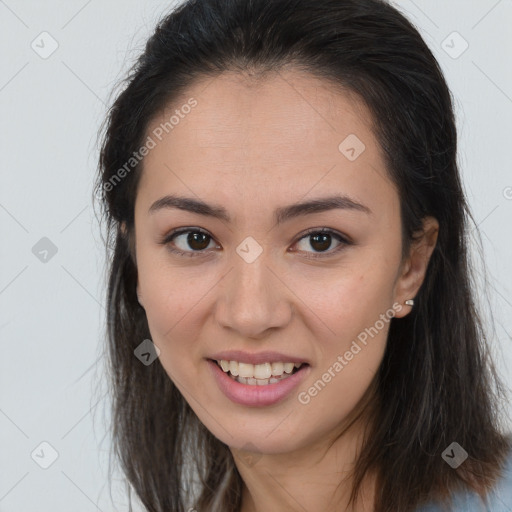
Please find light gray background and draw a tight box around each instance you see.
[1,1,511,510]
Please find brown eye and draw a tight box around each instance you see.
[309,232,332,252]
[161,227,351,259]
[182,231,211,250]
[163,228,217,257]
[293,228,351,259]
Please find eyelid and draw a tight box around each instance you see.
[291,227,352,259]
[160,226,352,258]
[160,227,218,258]
[296,226,353,245]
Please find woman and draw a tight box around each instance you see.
[94,0,512,510]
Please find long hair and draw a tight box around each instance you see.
[93,0,511,510]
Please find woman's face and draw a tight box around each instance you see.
[132,68,434,454]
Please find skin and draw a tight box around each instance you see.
[131,68,439,512]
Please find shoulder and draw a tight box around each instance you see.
[416,441,512,512]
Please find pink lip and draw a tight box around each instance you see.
[208,350,309,365]
[207,359,311,407]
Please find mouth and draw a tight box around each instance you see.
[209,358,309,386]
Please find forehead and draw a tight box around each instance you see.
[136,68,395,220]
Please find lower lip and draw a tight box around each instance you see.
[207,359,310,407]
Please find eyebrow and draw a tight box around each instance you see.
[148,193,372,224]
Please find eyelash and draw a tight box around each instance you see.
[159,227,352,259]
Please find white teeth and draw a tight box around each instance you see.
[283,363,294,374]
[271,362,284,376]
[254,362,272,380]
[233,375,290,386]
[238,362,254,378]
[217,359,304,381]
[229,360,239,376]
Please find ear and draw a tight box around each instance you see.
[392,216,439,318]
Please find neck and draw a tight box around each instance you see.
[233,402,378,512]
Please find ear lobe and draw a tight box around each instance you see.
[393,216,439,318]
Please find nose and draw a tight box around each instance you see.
[214,249,293,339]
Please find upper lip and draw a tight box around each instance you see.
[208,350,309,366]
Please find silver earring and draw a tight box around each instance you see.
[404,299,414,307]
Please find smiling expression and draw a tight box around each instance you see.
[132,67,417,453]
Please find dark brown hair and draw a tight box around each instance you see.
[93,0,512,510]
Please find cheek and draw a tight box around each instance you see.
[300,264,395,337]
[291,271,392,431]
[137,244,201,326]
[136,252,217,375]
[293,265,394,406]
